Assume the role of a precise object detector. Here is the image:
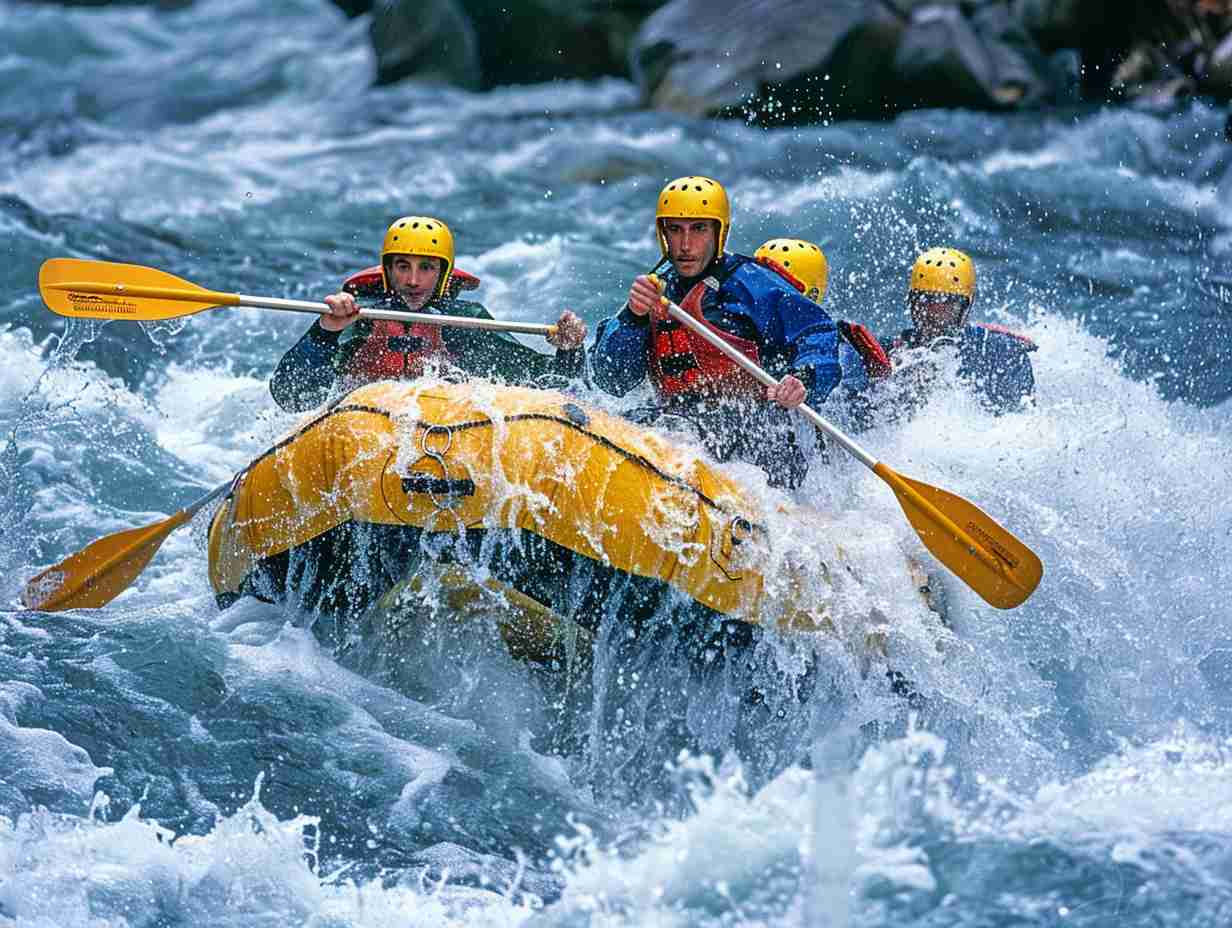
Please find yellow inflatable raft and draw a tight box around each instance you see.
[208,380,890,663]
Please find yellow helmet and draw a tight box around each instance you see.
[380,216,455,298]
[908,247,975,301]
[655,176,731,258]
[754,239,829,303]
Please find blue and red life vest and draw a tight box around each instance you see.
[647,277,765,400]
[336,265,481,382]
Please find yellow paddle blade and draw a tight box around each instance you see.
[20,510,191,612]
[38,258,239,321]
[874,463,1043,609]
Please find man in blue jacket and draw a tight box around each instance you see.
[888,248,1036,414]
[590,176,846,488]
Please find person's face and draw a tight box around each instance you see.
[910,292,967,336]
[662,219,718,277]
[388,254,443,310]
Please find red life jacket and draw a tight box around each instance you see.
[335,265,479,382]
[838,321,893,379]
[647,279,764,401]
[341,320,447,381]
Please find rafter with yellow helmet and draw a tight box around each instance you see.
[380,215,456,298]
[908,247,977,325]
[655,175,731,258]
[754,239,830,304]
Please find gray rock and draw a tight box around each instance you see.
[1205,32,1232,98]
[630,0,1084,120]
[1014,0,1109,49]
[630,0,870,116]
[346,0,1232,117]
[354,0,666,89]
[461,0,664,89]
[370,0,481,88]
[892,4,1049,109]
[19,0,189,6]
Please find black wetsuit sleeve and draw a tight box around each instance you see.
[270,321,343,412]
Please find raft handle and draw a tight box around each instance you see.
[401,474,476,498]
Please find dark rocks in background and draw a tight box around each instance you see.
[790,7,909,121]
[630,0,1068,122]
[630,0,1232,122]
[19,0,191,6]
[370,0,481,88]
[461,0,663,89]
[58,0,1228,122]
[630,0,869,117]
[991,0,1232,105]
[331,0,373,17]
[893,5,1052,109]
[369,0,665,89]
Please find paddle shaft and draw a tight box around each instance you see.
[661,297,875,467]
[49,280,558,337]
[182,479,235,520]
[660,297,1010,579]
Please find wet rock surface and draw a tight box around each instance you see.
[40,0,1231,119]
[357,0,1232,122]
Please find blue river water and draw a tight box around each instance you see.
[2,0,1232,925]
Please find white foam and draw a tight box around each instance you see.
[0,682,112,808]
[1012,724,1232,837]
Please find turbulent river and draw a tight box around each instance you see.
[3,0,1232,925]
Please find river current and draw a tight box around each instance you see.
[2,0,1232,925]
